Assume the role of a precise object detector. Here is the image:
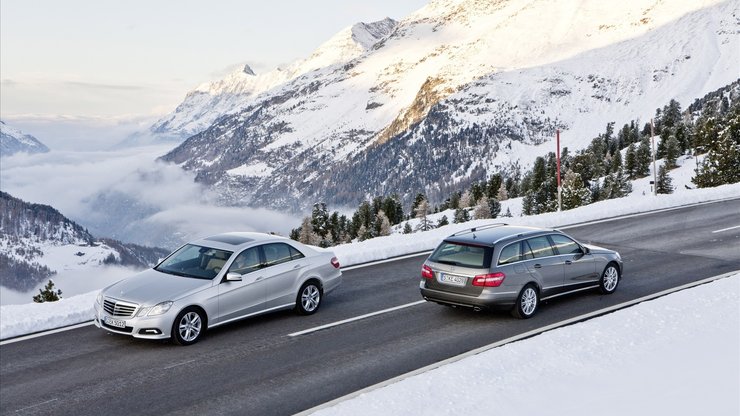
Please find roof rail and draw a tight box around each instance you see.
[450,222,508,237]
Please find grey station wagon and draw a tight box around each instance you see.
[420,224,623,318]
[94,232,342,345]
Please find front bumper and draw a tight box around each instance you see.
[93,302,174,340]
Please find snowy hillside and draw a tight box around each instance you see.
[0,192,168,292]
[0,121,49,157]
[158,0,738,211]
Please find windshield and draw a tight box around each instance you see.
[155,244,233,280]
[429,241,492,269]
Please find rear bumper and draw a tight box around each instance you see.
[420,284,519,311]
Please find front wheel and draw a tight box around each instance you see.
[599,263,620,294]
[295,281,322,315]
[511,284,539,319]
[172,307,205,346]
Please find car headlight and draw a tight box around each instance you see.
[96,292,103,306]
[147,301,174,316]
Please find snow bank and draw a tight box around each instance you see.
[310,274,740,416]
[0,291,97,340]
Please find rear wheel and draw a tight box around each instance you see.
[599,263,620,294]
[295,281,322,315]
[511,284,539,319]
[172,307,205,346]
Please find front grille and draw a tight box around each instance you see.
[103,298,138,317]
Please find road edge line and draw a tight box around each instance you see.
[293,270,739,416]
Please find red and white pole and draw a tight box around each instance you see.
[556,129,562,211]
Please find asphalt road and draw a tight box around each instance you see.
[1,198,738,416]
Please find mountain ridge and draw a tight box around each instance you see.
[158,0,737,211]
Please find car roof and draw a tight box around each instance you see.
[444,224,555,247]
[190,232,290,251]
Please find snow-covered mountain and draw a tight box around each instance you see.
[147,17,398,141]
[158,0,739,211]
[0,121,49,157]
[0,192,169,291]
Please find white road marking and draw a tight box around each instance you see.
[712,225,740,234]
[288,300,427,337]
[164,359,197,370]
[13,398,58,413]
[0,322,93,346]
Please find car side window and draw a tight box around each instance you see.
[227,247,262,275]
[263,243,294,267]
[525,236,555,258]
[289,245,305,260]
[549,234,582,255]
[498,242,523,265]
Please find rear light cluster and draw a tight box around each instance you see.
[472,272,506,287]
[331,257,340,269]
[421,265,434,279]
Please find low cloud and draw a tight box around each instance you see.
[0,146,300,249]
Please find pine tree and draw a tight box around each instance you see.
[624,144,637,179]
[635,138,652,178]
[656,164,674,194]
[453,208,470,223]
[664,135,681,169]
[692,124,740,187]
[403,222,413,234]
[437,215,449,227]
[459,190,472,208]
[33,280,62,303]
[561,171,591,210]
[488,197,501,218]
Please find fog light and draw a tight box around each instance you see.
[139,328,162,335]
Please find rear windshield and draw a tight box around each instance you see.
[429,241,492,269]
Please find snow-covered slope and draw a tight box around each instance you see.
[146,17,398,141]
[0,121,49,157]
[160,0,739,211]
[0,192,168,292]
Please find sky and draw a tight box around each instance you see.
[0,0,428,146]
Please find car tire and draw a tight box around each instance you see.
[295,281,322,315]
[511,284,539,319]
[172,307,205,346]
[599,263,620,295]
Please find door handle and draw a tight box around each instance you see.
[293,264,302,269]
[255,276,264,281]
[533,264,542,269]
[565,260,572,265]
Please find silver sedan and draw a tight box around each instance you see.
[94,232,342,345]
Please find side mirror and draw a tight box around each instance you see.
[582,245,590,254]
[225,272,242,282]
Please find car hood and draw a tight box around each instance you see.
[103,268,212,305]
[584,243,615,255]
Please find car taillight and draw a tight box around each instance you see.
[472,272,506,287]
[421,264,434,279]
[330,257,340,269]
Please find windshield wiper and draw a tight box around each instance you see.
[435,260,459,266]
[155,268,191,278]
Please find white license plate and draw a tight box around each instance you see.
[440,273,467,286]
[105,316,126,329]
